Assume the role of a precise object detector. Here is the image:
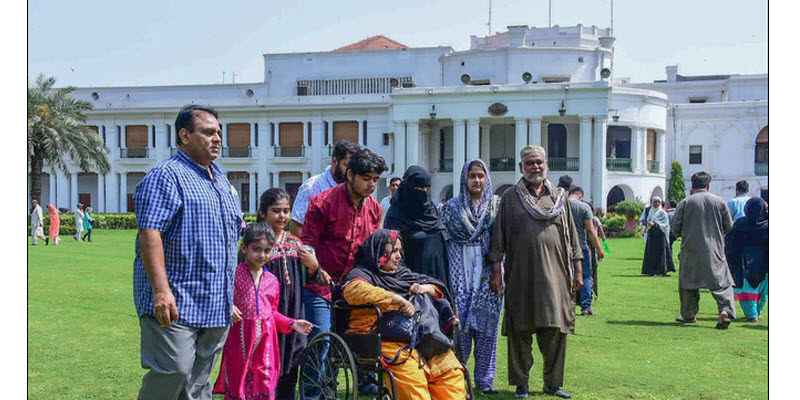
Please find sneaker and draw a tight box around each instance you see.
[543,385,571,399]
[514,384,529,398]
[581,308,596,316]
[478,388,499,395]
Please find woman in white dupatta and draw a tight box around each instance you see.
[641,197,675,276]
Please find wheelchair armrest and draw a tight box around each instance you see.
[333,300,383,333]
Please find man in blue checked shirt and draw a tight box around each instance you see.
[133,105,243,400]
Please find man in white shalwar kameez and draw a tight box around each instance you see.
[30,199,46,245]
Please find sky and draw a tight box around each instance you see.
[28,0,767,87]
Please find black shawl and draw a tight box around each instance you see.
[725,197,769,287]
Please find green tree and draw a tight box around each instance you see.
[669,161,686,202]
[28,74,110,204]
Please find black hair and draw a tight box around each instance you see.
[347,148,388,176]
[669,200,677,208]
[568,185,584,196]
[241,222,276,247]
[332,140,360,162]
[467,160,486,173]
[175,105,219,143]
[691,171,712,189]
[257,188,291,223]
[557,175,573,190]
[389,177,402,185]
[735,180,749,194]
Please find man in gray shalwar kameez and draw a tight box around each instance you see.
[671,171,736,329]
[489,146,583,399]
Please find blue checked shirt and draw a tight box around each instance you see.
[291,166,337,224]
[133,149,243,327]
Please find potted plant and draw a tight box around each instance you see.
[613,200,646,232]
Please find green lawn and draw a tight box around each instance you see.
[28,231,767,399]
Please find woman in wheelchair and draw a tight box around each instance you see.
[341,229,467,400]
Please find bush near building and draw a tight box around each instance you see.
[613,200,647,232]
[669,161,686,202]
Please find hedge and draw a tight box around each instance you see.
[29,212,260,236]
[602,214,626,233]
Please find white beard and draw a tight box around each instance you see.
[523,170,547,184]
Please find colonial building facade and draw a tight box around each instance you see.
[31,24,767,213]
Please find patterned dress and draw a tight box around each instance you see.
[213,263,295,400]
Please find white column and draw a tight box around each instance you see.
[119,173,128,213]
[248,173,256,214]
[311,118,323,174]
[406,120,420,167]
[170,124,177,148]
[271,172,280,189]
[357,119,364,146]
[302,121,309,147]
[514,117,528,181]
[479,122,491,163]
[105,173,118,213]
[274,122,281,149]
[466,119,480,160]
[579,116,593,197]
[120,126,127,149]
[97,174,105,213]
[250,123,257,149]
[393,121,406,176]
[592,116,608,210]
[452,119,466,190]
[70,173,78,211]
[744,143,756,177]
[631,126,643,173]
[49,174,57,206]
[657,130,666,174]
[529,117,542,148]
[222,123,228,149]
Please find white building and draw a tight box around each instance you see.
[31,24,767,213]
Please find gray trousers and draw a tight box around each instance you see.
[137,315,230,400]
[679,287,736,319]
[507,327,568,388]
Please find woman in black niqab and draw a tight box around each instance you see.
[725,197,769,322]
[383,166,450,287]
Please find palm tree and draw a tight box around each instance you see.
[28,74,110,204]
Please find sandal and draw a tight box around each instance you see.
[675,316,697,324]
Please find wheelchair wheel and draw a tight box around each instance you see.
[299,332,358,400]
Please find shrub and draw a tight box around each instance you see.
[244,214,257,222]
[27,212,138,235]
[603,214,626,233]
[618,231,643,239]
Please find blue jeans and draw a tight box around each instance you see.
[578,246,593,311]
[300,288,332,399]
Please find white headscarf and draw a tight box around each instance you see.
[646,196,670,237]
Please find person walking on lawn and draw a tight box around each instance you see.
[671,171,736,329]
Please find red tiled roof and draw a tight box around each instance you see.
[332,35,408,52]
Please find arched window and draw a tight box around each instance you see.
[755,126,768,176]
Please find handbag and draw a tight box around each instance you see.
[378,310,420,344]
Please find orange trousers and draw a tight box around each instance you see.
[381,342,467,400]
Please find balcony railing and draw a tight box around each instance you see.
[606,158,632,172]
[274,145,305,157]
[647,160,660,173]
[222,146,252,158]
[755,162,768,176]
[490,157,516,171]
[548,157,579,171]
[120,148,149,159]
[439,158,453,172]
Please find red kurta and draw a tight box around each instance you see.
[213,264,295,400]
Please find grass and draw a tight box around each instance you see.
[28,231,767,399]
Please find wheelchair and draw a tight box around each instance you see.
[298,286,474,400]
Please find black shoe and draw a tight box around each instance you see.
[358,382,378,396]
[479,388,499,395]
[45,238,49,245]
[514,384,529,398]
[544,385,571,399]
